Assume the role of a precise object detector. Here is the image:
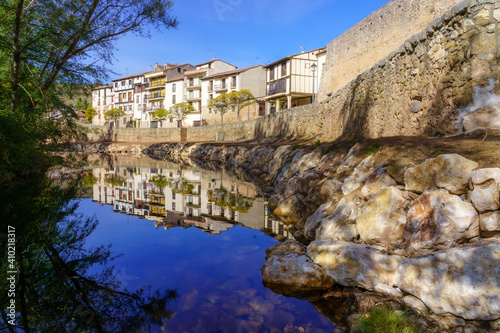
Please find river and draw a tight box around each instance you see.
[0,154,338,332]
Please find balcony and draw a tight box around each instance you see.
[148,91,165,100]
[267,78,286,96]
[214,84,227,92]
[186,82,201,89]
[186,95,201,102]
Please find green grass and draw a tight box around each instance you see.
[366,142,380,155]
[314,140,321,147]
[353,306,420,333]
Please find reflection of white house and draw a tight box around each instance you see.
[264,47,326,113]
[201,65,267,125]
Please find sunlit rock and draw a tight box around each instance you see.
[463,106,500,131]
[470,168,500,212]
[261,253,335,294]
[470,180,500,212]
[403,295,428,312]
[307,241,403,291]
[396,243,500,320]
[387,158,415,185]
[342,155,374,196]
[304,178,342,214]
[405,190,479,256]
[374,283,403,298]
[272,195,306,224]
[361,164,397,199]
[315,199,358,242]
[356,187,409,247]
[337,143,363,175]
[404,154,478,194]
[480,211,500,232]
[265,239,307,260]
[268,194,285,210]
[304,202,335,240]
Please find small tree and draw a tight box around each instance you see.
[84,106,97,123]
[104,108,126,127]
[228,89,255,122]
[169,102,195,127]
[151,108,169,127]
[208,93,231,124]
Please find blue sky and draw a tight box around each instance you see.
[107,0,390,79]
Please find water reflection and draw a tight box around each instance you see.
[1,156,338,332]
[0,175,177,333]
[91,161,293,239]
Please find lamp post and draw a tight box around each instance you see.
[311,63,317,104]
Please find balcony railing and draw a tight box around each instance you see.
[186,95,201,101]
[214,84,227,92]
[267,79,286,96]
[149,92,165,99]
[187,82,201,89]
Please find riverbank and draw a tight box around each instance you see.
[142,129,500,332]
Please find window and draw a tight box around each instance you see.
[172,83,176,92]
[128,80,132,85]
[172,95,176,104]
[231,76,237,88]
[121,81,125,86]
[222,78,226,89]
[189,78,194,87]
[172,203,176,210]
[172,193,176,200]
[128,92,132,101]
[114,83,118,88]
[270,68,275,81]
[136,95,139,103]
[209,81,213,91]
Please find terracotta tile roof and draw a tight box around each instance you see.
[264,47,326,68]
[112,71,155,81]
[93,84,113,90]
[203,65,260,80]
[184,68,208,76]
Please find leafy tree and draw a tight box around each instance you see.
[169,102,195,127]
[84,106,97,123]
[104,173,126,186]
[105,108,126,127]
[151,108,169,127]
[208,93,231,124]
[150,175,170,189]
[228,89,255,122]
[75,97,89,110]
[0,0,178,181]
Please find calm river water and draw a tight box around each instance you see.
[0,155,338,332]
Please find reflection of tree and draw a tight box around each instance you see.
[104,173,126,187]
[149,174,169,189]
[0,176,177,332]
[82,172,98,186]
[208,186,254,214]
[168,177,194,195]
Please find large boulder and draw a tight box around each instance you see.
[470,168,500,213]
[273,195,306,224]
[480,211,500,232]
[405,190,479,256]
[341,155,374,196]
[315,199,358,242]
[261,253,334,294]
[463,105,500,131]
[304,202,335,240]
[404,154,478,195]
[360,164,397,199]
[356,187,409,247]
[307,241,403,291]
[396,243,500,320]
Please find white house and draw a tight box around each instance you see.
[91,85,113,125]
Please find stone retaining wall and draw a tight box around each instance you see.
[318,0,464,99]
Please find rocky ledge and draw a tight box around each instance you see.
[145,140,500,327]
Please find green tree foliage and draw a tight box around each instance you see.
[228,89,255,122]
[169,102,195,127]
[84,106,97,123]
[151,108,170,127]
[75,97,89,110]
[104,108,126,127]
[0,0,178,181]
[208,93,231,124]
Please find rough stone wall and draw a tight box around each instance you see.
[318,0,463,99]
[80,124,182,143]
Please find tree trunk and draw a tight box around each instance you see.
[10,0,25,112]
